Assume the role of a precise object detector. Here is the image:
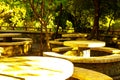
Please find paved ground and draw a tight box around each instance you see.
[28,43,48,56]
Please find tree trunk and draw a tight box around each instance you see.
[107,18,113,34]
[28,0,49,55]
[55,3,63,38]
[88,0,100,40]
[40,0,50,54]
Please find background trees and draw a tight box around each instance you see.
[1,0,120,34]
[1,0,120,53]
[65,0,120,39]
[22,0,68,54]
[0,0,26,29]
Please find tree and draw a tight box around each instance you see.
[0,0,26,29]
[22,0,68,55]
[99,0,120,34]
[88,0,100,39]
[54,3,73,38]
[67,0,120,39]
[66,0,94,33]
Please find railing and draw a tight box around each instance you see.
[109,30,120,35]
[1,26,119,35]
[0,26,52,32]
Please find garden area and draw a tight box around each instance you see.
[0,0,120,80]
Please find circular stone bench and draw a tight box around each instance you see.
[52,47,72,53]
[0,38,32,56]
[43,51,120,79]
[69,67,113,80]
[91,47,120,54]
[49,40,64,48]
[0,47,4,57]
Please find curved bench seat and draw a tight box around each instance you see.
[0,38,32,46]
[43,52,113,80]
[43,51,120,78]
[49,40,63,45]
[43,52,120,63]
[91,47,120,54]
[0,38,32,56]
[52,47,72,52]
[70,67,113,80]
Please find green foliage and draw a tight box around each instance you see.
[66,0,120,32]
[10,6,26,26]
[1,0,120,32]
[54,10,69,30]
[64,0,93,32]
[0,0,26,29]
[22,0,68,32]
[0,2,11,27]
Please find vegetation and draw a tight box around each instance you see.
[1,0,120,32]
[0,0,26,29]
[1,0,120,53]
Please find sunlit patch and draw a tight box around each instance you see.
[17,73,40,76]
[0,76,21,80]
[3,66,22,72]
[0,56,73,80]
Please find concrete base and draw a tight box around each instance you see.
[0,38,32,56]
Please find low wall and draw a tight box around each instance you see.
[0,30,53,55]
[0,38,32,56]
[43,51,120,80]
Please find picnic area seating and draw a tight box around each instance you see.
[91,47,120,54]
[0,38,32,56]
[0,47,4,57]
[69,67,113,80]
[62,33,88,40]
[43,51,120,79]
[43,51,120,63]
[49,40,72,52]
[52,46,72,53]
[49,40,64,52]
[54,38,71,42]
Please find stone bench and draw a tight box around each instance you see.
[0,38,32,56]
[49,40,65,50]
[0,47,4,57]
[91,47,120,54]
[49,40,63,47]
[49,40,63,45]
[54,38,71,42]
[69,67,113,80]
[62,33,88,39]
[52,47,72,52]
[43,52,120,63]
[43,51,120,78]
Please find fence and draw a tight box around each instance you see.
[0,26,52,32]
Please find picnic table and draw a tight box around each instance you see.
[62,33,88,40]
[0,33,21,42]
[64,40,105,57]
[0,56,73,80]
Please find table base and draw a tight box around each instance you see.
[78,48,90,58]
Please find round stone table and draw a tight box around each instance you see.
[64,40,105,57]
[0,56,73,80]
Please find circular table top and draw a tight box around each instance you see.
[0,56,73,80]
[0,33,21,38]
[64,40,105,48]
